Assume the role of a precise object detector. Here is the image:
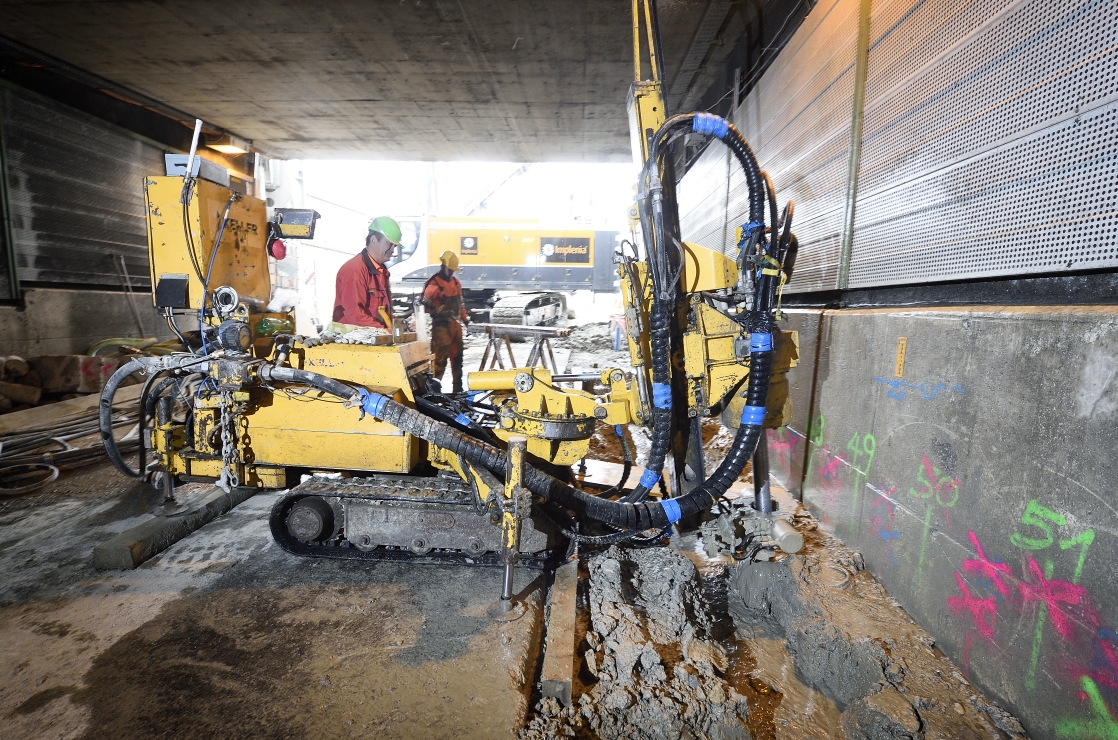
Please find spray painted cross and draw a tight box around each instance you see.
[1009,499,1097,690]
[948,531,1008,677]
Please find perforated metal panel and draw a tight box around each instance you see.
[678,0,861,292]
[680,0,1118,292]
[0,86,164,288]
[851,0,1118,286]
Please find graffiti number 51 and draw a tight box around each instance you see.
[1010,499,1096,583]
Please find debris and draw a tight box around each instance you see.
[522,546,752,740]
[2,355,29,379]
[728,518,1027,739]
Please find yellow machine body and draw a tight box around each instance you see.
[469,366,644,464]
[423,217,599,285]
[163,339,431,485]
[144,175,271,309]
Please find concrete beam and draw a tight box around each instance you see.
[92,486,257,570]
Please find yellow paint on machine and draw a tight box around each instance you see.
[241,389,420,473]
[144,176,270,309]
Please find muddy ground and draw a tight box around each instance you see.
[0,465,544,740]
[0,322,1027,738]
[521,495,1027,740]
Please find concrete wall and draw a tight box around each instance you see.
[770,305,1118,740]
[0,288,174,357]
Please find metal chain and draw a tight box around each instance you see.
[217,391,239,491]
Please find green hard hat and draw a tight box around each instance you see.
[368,215,403,245]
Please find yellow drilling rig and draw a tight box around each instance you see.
[101,0,802,603]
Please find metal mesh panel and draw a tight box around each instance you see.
[678,0,860,293]
[0,86,164,288]
[850,0,1118,287]
[678,141,732,254]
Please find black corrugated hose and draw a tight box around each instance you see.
[623,110,769,504]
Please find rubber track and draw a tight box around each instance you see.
[269,492,558,569]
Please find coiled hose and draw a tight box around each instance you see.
[100,357,153,478]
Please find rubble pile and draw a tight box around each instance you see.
[729,520,1028,740]
[523,546,753,740]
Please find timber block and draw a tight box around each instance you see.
[540,558,579,707]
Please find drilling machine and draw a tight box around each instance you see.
[100,0,801,602]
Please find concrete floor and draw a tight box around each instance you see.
[0,465,545,739]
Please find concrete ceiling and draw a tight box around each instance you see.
[0,0,762,161]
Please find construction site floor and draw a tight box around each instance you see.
[0,464,545,739]
[0,323,1027,739]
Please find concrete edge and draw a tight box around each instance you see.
[92,486,257,570]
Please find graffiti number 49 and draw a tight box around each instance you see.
[845,432,877,477]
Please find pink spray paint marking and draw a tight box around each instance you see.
[948,571,998,644]
[1019,556,1094,641]
[818,450,844,490]
[962,530,1012,600]
[768,428,800,472]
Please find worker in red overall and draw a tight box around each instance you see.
[330,216,403,334]
[422,250,469,393]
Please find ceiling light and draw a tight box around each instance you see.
[206,134,249,154]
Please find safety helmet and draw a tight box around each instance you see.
[367,216,403,245]
[439,250,461,271]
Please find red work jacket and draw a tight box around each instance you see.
[422,272,469,325]
[333,250,393,329]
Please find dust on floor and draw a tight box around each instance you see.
[0,463,545,740]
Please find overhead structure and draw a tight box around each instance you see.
[0,0,805,161]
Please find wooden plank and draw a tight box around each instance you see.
[540,558,579,707]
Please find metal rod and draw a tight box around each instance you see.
[184,118,203,184]
[753,432,772,513]
[642,0,659,82]
[550,373,601,383]
[632,0,641,81]
[501,563,515,602]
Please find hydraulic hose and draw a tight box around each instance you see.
[100,354,209,479]
[262,352,777,533]
[100,357,153,478]
[627,111,771,503]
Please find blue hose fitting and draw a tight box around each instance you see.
[357,388,390,420]
[750,333,773,352]
[661,498,682,524]
[692,112,730,139]
[740,404,766,426]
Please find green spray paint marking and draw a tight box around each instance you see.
[805,414,824,485]
[917,503,932,587]
[1061,528,1095,584]
[1025,559,1054,691]
[846,432,876,516]
[1054,677,1118,739]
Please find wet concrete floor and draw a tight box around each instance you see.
[0,464,544,739]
